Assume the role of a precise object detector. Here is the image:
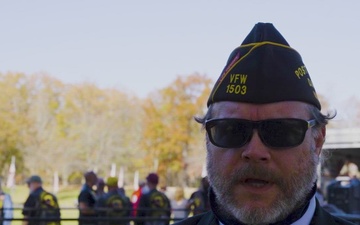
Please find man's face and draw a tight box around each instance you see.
[89,173,98,186]
[206,101,325,224]
[28,182,40,192]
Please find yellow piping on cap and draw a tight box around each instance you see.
[210,41,298,103]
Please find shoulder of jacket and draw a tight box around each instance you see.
[312,202,356,225]
[333,216,357,225]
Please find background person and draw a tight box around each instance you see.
[170,187,189,221]
[187,177,210,216]
[174,23,354,225]
[95,178,106,198]
[78,171,98,225]
[339,155,359,178]
[0,178,13,225]
[136,173,171,225]
[96,177,132,225]
[22,175,60,225]
[131,181,145,217]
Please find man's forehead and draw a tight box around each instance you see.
[210,101,310,118]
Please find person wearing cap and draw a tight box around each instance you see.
[96,178,106,198]
[136,173,171,225]
[0,178,13,225]
[174,23,354,225]
[95,177,132,225]
[78,171,98,225]
[22,175,60,225]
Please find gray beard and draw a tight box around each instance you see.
[207,151,318,225]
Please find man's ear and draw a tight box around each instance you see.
[315,126,326,156]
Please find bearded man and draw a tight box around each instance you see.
[174,23,354,225]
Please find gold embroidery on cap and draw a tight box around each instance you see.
[211,41,297,102]
[294,65,308,79]
[226,74,248,95]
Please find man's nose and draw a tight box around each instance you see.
[241,131,271,162]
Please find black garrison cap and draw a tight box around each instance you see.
[207,23,321,109]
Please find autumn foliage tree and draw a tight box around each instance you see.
[0,72,144,185]
[141,74,212,186]
[0,73,29,176]
[0,71,344,188]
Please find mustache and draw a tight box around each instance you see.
[227,164,284,185]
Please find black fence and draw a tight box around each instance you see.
[1,207,186,224]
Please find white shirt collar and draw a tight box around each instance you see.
[291,194,316,225]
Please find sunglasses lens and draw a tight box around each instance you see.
[260,119,308,148]
[206,118,310,148]
[206,120,251,148]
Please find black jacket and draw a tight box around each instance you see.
[173,200,355,225]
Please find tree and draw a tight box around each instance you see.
[56,82,144,184]
[0,71,214,187]
[22,74,66,179]
[0,72,145,186]
[141,74,212,186]
[0,72,30,177]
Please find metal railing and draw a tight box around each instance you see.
[1,207,184,224]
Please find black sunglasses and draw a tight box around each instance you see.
[205,118,317,149]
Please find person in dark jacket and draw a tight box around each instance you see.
[96,177,132,225]
[78,171,98,225]
[174,23,354,225]
[136,173,171,225]
[22,175,61,225]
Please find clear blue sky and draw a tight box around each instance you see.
[1,1,359,120]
